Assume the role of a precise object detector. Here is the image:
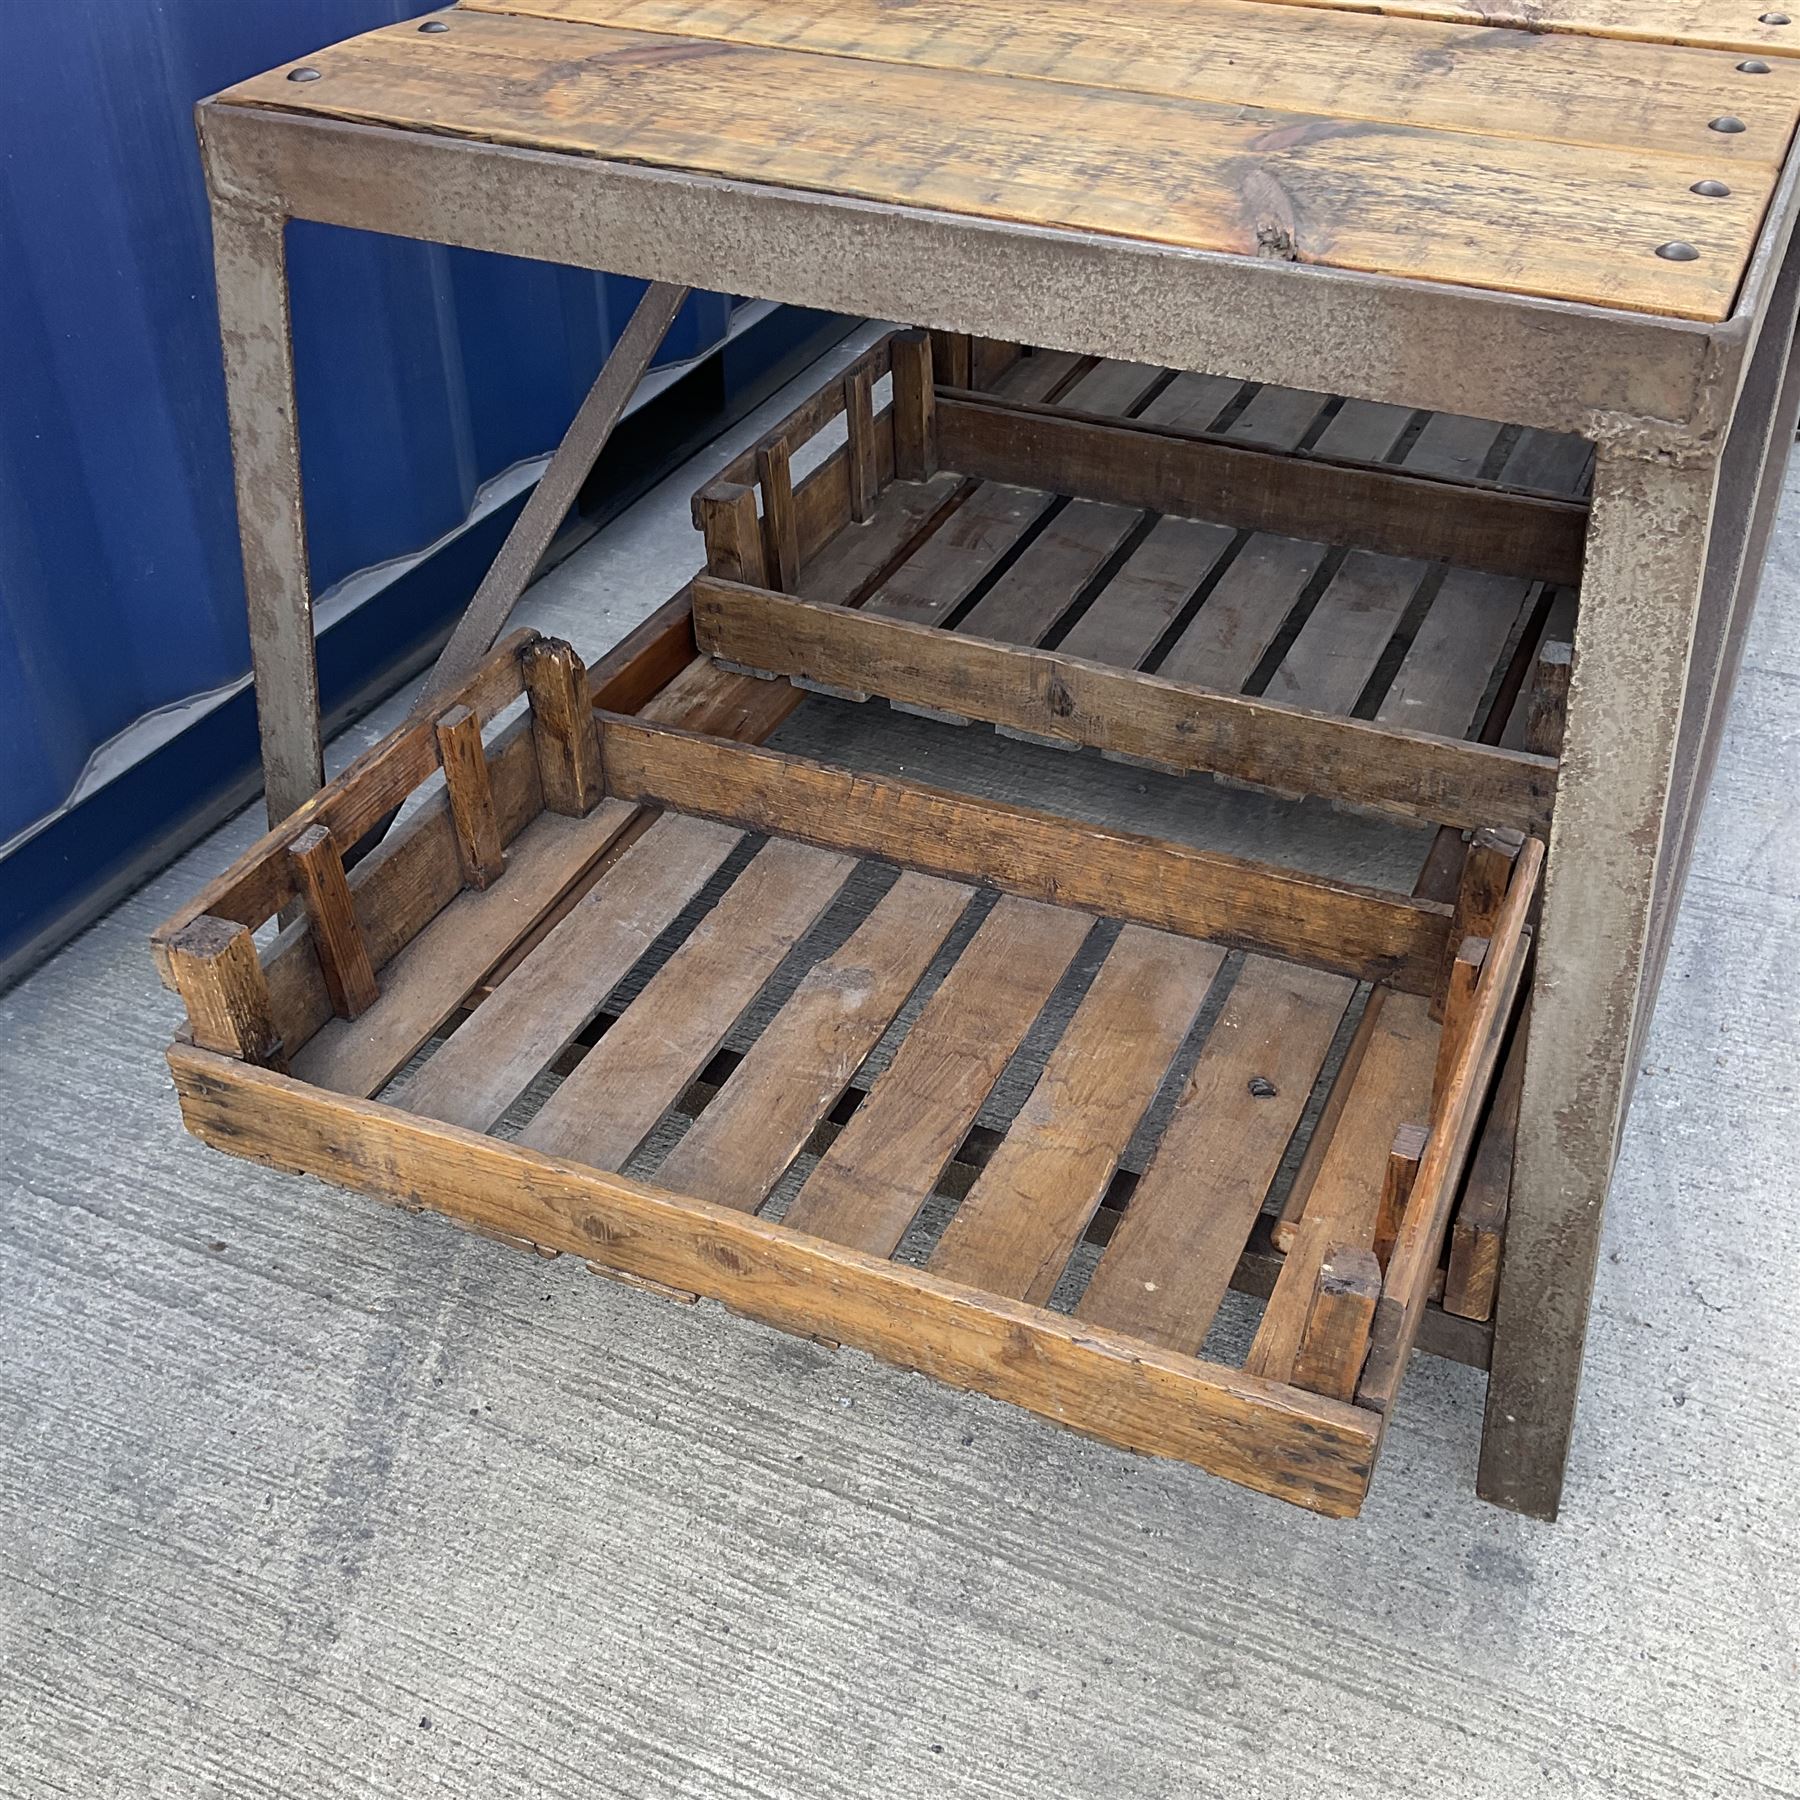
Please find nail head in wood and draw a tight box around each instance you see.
[166,916,287,1070]
[1291,1243,1382,1403]
[1655,242,1701,261]
[522,637,604,816]
[434,703,507,890]
[287,823,380,1020]
[1691,179,1733,197]
[890,330,939,482]
[694,480,769,587]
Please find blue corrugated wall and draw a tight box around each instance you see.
[0,0,733,850]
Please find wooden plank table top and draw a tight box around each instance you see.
[219,0,1800,321]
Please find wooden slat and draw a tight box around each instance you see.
[1373,1122,1429,1270]
[1222,386,1329,450]
[1056,358,1166,416]
[1443,1011,1526,1321]
[1157,533,1329,691]
[937,398,1587,585]
[392,813,742,1127]
[953,499,1139,645]
[1290,1246,1383,1402]
[798,471,966,609]
[166,918,287,1071]
[1264,550,1430,715]
[781,898,1094,1254]
[434,703,508,890]
[1359,838,1543,1406]
[1076,956,1353,1351]
[464,0,1800,156]
[171,1043,1381,1517]
[1244,988,1440,1383]
[287,825,381,1020]
[655,872,974,1210]
[928,927,1225,1304]
[1056,517,1238,670]
[523,637,604,815]
[1310,399,1415,463]
[864,483,1055,625]
[693,580,1556,833]
[1137,372,1244,434]
[150,628,534,965]
[229,15,1777,320]
[1377,569,1541,741]
[844,364,879,523]
[757,439,801,591]
[594,712,1457,991]
[521,838,855,1168]
[890,328,938,481]
[695,480,768,586]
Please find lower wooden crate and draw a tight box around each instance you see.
[154,622,1537,1518]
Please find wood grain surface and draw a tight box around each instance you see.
[220,8,1788,318]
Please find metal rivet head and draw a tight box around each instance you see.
[1739,56,1773,69]
[419,17,450,29]
[1656,240,1702,261]
[1759,11,1789,22]
[1248,1076,1278,1099]
[286,66,322,82]
[1691,178,1733,196]
[1710,114,1749,131]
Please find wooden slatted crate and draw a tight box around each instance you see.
[153,598,1540,1518]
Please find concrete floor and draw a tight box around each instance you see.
[4,336,1799,1798]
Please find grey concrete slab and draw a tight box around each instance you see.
[4,343,1799,1798]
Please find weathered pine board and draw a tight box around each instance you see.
[1076,956,1356,1352]
[780,898,1095,1254]
[391,813,743,1125]
[170,1043,1381,1516]
[521,839,855,1168]
[693,580,1557,834]
[592,714,1456,991]
[1243,988,1439,1384]
[463,0,1800,158]
[225,14,1773,318]
[654,872,975,1212]
[927,927,1225,1304]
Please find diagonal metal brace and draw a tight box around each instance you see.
[413,280,691,713]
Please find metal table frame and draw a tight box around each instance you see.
[197,97,1800,1519]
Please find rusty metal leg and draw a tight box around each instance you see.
[210,197,321,828]
[1478,447,1719,1521]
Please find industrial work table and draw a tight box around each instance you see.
[164,0,1800,1520]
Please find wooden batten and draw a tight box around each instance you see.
[434,703,507,890]
[1291,1245,1383,1404]
[523,637,605,816]
[693,480,769,586]
[1444,1012,1528,1322]
[1373,1122,1428,1272]
[1432,934,1489,1110]
[286,824,380,1020]
[148,627,536,974]
[891,329,939,481]
[1358,837,1543,1410]
[935,394,1588,585]
[168,1043,1382,1517]
[1433,828,1522,1019]
[844,364,879,523]
[691,579,1557,835]
[166,917,286,1071]
[1525,639,1574,758]
[756,439,801,591]
[929,328,973,389]
[591,710,1455,992]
